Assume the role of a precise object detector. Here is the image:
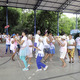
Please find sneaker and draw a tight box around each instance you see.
[36,69,42,72]
[69,61,71,63]
[43,60,47,63]
[22,68,29,71]
[44,66,48,71]
[28,64,30,67]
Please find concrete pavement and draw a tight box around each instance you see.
[0,43,80,80]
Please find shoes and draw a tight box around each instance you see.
[44,66,48,71]
[36,69,42,72]
[72,61,74,63]
[28,64,30,67]
[69,61,71,63]
[22,68,29,71]
[43,60,47,63]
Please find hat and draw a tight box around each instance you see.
[61,35,66,39]
[12,34,15,37]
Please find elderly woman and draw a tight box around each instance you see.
[27,34,33,65]
[17,31,30,71]
[57,35,67,67]
[35,37,48,72]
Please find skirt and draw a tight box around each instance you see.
[68,48,75,58]
[19,46,30,56]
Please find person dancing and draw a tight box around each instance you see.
[17,31,30,71]
[10,34,17,61]
[57,35,67,67]
[35,37,48,72]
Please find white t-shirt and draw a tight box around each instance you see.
[76,37,80,49]
[37,42,44,57]
[67,39,75,49]
[6,37,11,45]
[10,38,17,51]
[28,39,33,53]
[21,36,28,48]
[43,36,50,48]
[76,37,80,46]
[35,34,40,46]
[60,40,67,53]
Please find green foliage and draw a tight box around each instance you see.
[78,17,80,29]
[59,14,76,35]
[36,10,58,35]
[0,7,78,35]
[0,7,22,34]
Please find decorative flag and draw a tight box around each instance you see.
[5,25,10,28]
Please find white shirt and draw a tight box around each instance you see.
[6,37,11,45]
[43,36,50,48]
[76,37,80,49]
[35,34,40,46]
[67,39,75,49]
[28,39,33,53]
[10,38,17,51]
[60,40,67,53]
[37,42,44,57]
[21,36,28,48]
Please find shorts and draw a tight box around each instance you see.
[77,49,80,56]
[44,48,50,54]
[60,52,66,59]
[17,44,20,49]
[50,48,55,54]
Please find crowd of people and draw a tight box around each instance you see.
[0,30,80,71]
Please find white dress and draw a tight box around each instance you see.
[59,40,67,59]
[28,39,33,57]
[19,36,30,56]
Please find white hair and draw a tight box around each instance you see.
[37,30,40,34]
[28,34,32,39]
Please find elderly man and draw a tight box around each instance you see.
[34,30,41,58]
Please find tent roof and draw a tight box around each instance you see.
[0,0,80,14]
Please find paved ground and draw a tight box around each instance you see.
[0,43,80,80]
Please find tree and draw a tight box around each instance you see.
[0,7,22,34]
[59,14,76,35]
